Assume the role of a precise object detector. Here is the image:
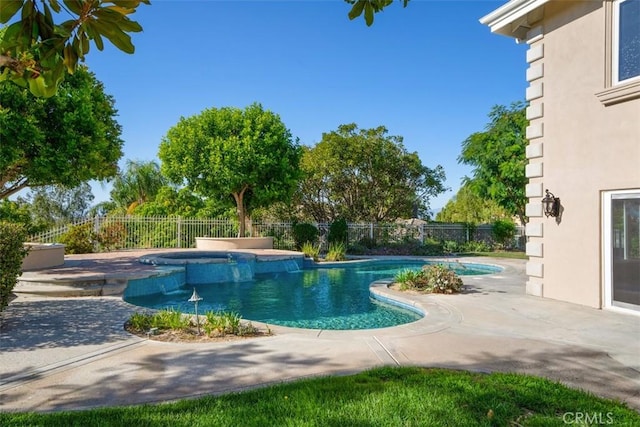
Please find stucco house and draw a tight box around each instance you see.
[481,0,639,314]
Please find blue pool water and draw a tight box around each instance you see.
[124,260,501,330]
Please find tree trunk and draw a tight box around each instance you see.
[232,186,249,238]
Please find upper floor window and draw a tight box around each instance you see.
[615,0,640,84]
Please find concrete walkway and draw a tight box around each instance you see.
[1,253,639,413]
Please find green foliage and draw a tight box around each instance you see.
[159,103,302,237]
[109,160,167,213]
[461,240,492,253]
[203,310,246,337]
[0,221,28,312]
[59,223,95,254]
[27,184,94,229]
[0,199,44,235]
[459,102,528,224]
[492,219,517,249]
[0,66,123,199]
[394,264,463,294]
[151,308,190,331]
[297,124,445,222]
[301,241,320,261]
[422,264,464,293]
[328,218,348,245]
[0,1,149,97]
[95,222,127,252]
[436,182,510,224]
[325,242,347,261]
[357,236,377,249]
[345,0,410,26]
[394,269,422,291]
[442,240,459,254]
[127,309,190,332]
[292,222,318,250]
[127,311,153,332]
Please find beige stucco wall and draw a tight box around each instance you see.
[525,1,640,307]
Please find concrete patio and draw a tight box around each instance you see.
[1,252,638,413]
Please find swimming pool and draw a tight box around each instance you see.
[124,259,501,330]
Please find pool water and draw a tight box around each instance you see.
[125,261,500,330]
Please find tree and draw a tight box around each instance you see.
[436,182,510,225]
[298,124,446,223]
[28,183,94,229]
[458,102,528,225]
[110,160,167,213]
[159,103,302,237]
[0,65,123,199]
[0,0,149,97]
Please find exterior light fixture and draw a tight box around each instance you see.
[542,189,560,218]
[188,288,203,335]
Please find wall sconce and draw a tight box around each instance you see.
[542,189,560,218]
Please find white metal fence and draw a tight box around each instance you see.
[28,216,525,252]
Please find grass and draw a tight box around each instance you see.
[460,251,528,260]
[1,367,638,426]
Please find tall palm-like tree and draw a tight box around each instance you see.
[110,160,167,214]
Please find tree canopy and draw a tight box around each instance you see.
[458,102,528,225]
[27,183,94,229]
[109,159,167,214]
[298,124,446,223]
[0,0,149,97]
[435,182,509,225]
[159,103,302,237]
[0,65,123,199]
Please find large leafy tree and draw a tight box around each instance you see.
[0,65,123,199]
[0,0,149,97]
[159,103,302,237]
[299,124,446,223]
[28,183,94,228]
[458,102,528,225]
[436,182,509,225]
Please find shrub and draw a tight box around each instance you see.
[59,223,95,254]
[421,264,464,294]
[203,310,243,336]
[394,269,425,291]
[395,264,463,294]
[461,240,492,253]
[301,241,320,261]
[325,242,346,261]
[357,236,377,249]
[0,221,29,312]
[292,222,318,249]
[96,222,127,251]
[442,240,459,254]
[151,307,190,330]
[328,218,348,245]
[492,219,517,249]
[127,311,153,332]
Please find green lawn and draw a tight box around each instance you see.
[2,367,637,426]
[462,251,528,260]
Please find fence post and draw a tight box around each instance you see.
[369,223,374,240]
[177,216,182,248]
[466,224,470,243]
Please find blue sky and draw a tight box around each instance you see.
[85,0,527,212]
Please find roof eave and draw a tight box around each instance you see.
[480,0,550,40]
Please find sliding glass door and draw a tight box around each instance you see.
[604,191,640,311]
